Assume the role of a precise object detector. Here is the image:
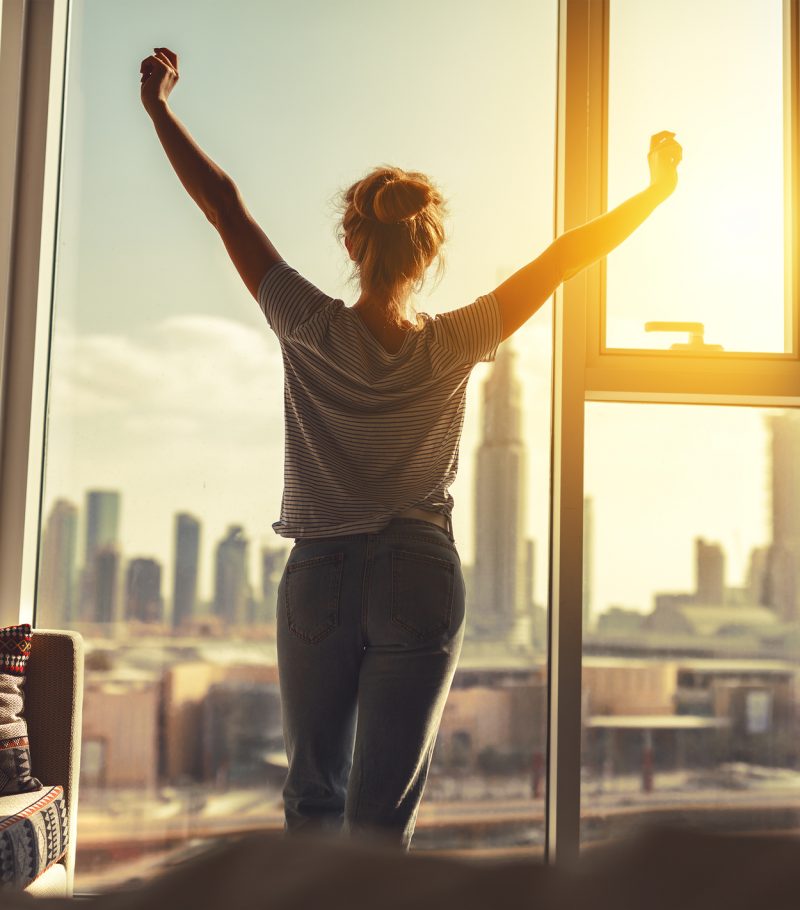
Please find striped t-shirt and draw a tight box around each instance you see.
[258,259,503,539]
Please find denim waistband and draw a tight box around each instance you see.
[387,515,455,543]
[294,515,455,546]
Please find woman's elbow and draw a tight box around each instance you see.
[549,234,572,285]
[208,177,242,227]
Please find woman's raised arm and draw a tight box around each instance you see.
[140,47,282,300]
[493,131,682,342]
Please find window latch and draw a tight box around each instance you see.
[644,321,724,352]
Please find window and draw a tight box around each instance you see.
[581,404,800,847]
[548,0,800,866]
[30,0,557,887]
[605,0,789,353]
[4,0,799,889]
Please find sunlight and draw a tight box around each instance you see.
[606,0,787,353]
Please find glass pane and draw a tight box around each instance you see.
[582,403,800,850]
[605,0,788,353]
[37,0,556,889]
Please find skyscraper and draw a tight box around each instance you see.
[583,496,594,633]
[766,412,800,622]
[126,558,164,623]
[469,343,531,649]
[214,525,250,625]
[694,537,725,605]
[37,498,78,627]
[524,538,535,615]
[747,546,771,607]
[94,545,121,623]
[79,490,121,622]
[84,490,120,566]
[260,545,288,624]
[172,513,200,630]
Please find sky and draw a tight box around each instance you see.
[607,0,786,352]
[40,0,784,620]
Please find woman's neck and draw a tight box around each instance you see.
[352,290,413,327]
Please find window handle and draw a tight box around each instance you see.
[644,321,724,351]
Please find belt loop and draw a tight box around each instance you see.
[446,512,454,543]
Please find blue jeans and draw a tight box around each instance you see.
[275,516,466,851]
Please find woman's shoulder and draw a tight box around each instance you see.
[259,261,343,340]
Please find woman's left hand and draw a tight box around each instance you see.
[140,47,179,114]
[648,130,682,199]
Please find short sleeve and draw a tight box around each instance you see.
[430,292,503,366]
[257,260,336,339]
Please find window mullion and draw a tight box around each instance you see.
[546,0,608,868]
[785,0,799,356]
[590,0,800,377]
[0,0,69,626]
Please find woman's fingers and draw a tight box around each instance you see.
[662,140,683,164]
[140,56,159,81]
[650,134,679,167]
[140,54,167,73]
[656,137,681,155]
[650,130,675,150]
[155,47,179,69]
[154,51,177,74]
[139,48,178,83]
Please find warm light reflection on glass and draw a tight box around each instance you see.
[605,0,787,353]
[581,403,800,848]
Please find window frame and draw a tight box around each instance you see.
[0,0,69,628]
[585,0,800,401]
[2,0,800,881]
[546,0,800,869]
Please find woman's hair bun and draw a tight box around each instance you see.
[337,164,447,320]
[372,177,433,225]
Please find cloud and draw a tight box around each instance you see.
[49,315,284,439]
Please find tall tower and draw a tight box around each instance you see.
[37,499,78,627]
[79,490,121,621]
[260,545,288,624]
[582,496,594,632]
[172,513,201,630]
[84,490,120,565]
[695,537,725,605]
[214,525,250,626]
[94,545,121,623]
[470,343,531,648]
[766,412,800,622]
[126,558,164,623]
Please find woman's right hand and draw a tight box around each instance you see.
[140,47,180,115]
[648,130,682,198]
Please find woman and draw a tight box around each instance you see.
[140,47,681,850]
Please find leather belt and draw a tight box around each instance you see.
[393,505,448,531]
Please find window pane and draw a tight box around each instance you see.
[605,0,788,353]
[581,403,800,849]
[37,0,556,888]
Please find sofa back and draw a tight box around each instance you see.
[25,629,84,889]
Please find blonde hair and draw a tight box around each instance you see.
[334,165,448,330]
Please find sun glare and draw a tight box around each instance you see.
[605,0,787,354]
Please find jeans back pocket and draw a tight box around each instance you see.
[391,549,454,640]
[285,552,344,644]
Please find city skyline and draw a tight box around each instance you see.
[38,406,794,636]
[41,339,779,623]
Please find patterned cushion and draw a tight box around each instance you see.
[0,625,41,796]
[0,785,68,890]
